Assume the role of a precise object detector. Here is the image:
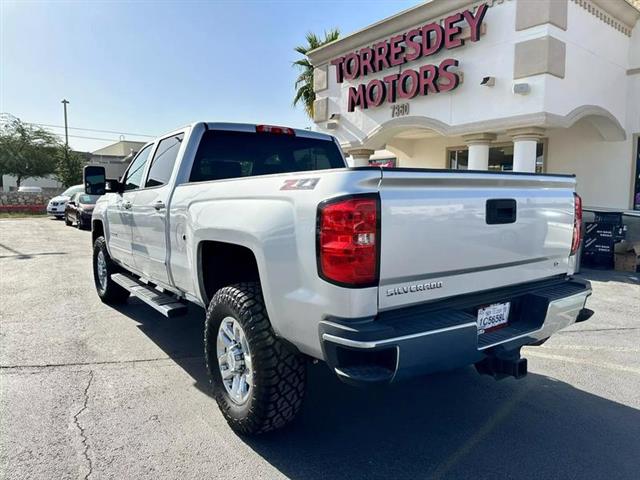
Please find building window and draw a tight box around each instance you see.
[448,142,545,172]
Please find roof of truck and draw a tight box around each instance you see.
[153,122,335,143]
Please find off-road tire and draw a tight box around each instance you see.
[204,282,306,435]
[92,236,129,304]
[64,214,72,226]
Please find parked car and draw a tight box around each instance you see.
[84,122,593,435]
[64,192,100,229]
[47,184,84,218]
[17,186,42,193]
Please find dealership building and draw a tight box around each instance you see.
[308,0,640,211]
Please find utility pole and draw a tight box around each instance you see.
[61,99,69,151]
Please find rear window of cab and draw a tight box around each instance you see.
[189,130,345,183]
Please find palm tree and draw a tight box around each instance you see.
[293,29,340,119]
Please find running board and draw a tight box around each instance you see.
[111,273,188,318]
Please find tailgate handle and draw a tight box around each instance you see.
[486,199,516,224]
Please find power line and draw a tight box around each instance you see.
[25,121,156,138]
[66,134,146,142]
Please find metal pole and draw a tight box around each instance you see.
[61,99,69,148]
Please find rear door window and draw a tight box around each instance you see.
[189,130,344,182]
[145,133,184,188]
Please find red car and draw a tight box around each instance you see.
[64,193,100,230]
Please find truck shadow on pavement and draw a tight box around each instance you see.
[115,299,640,480]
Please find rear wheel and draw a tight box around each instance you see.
[92,236,129,304]
[204,282,306,435]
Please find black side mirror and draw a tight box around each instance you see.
[84,165,106,195]
[68,201,76,206]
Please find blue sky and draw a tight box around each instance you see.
[1,0,420,152]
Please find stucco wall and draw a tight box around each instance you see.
[542,1,631,125]
[546,120,634,208]
[387,136,464,168]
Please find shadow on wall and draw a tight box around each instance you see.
[114,300,640,480]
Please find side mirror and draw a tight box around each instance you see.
[68,201,76,206]
[84,165,106,195]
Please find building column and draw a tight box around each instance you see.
[462,133,497,170]
[508,127,545,172]
[348,148,375,167]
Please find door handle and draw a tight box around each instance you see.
[122,201,132,210]
[154,201,166,211]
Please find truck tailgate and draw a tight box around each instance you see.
[378,170,576,311]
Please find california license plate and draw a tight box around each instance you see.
[477,302,511,335]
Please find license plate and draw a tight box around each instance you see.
[477,302,510,334]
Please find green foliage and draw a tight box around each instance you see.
[56,146,85,187]
[0,118,61,187]
[293,29,340,119]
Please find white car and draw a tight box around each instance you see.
[46,184,84,218]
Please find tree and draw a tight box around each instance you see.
[56,146,85,187]
[293,29,340,119]
[0,118,60,188]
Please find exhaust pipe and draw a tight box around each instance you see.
[475,353,528,380]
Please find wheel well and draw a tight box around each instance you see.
[92,220,104,243]
[200,241,260,302]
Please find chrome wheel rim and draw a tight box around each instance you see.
[96,250,108,291]
[216,316,253,405]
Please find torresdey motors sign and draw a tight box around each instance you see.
[330,3,488,112]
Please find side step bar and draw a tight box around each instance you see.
[111,273,188,318]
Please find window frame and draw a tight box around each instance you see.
[142,131,186,190]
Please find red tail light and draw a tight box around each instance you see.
[571,193,582,256]
[317,194,380,287]
[256,124,295,135]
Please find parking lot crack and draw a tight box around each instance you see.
[0,354,205,371]
[73,370,94,480]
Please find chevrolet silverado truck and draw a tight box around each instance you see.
[83,122,593,435]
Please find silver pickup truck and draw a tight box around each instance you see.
[84,122,593,434]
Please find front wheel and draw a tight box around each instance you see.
[64,214,72,226]
[204,282,306,435]
[92,236,129,304]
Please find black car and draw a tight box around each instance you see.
[64,193,100,229]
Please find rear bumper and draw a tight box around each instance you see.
[319,277,591,386]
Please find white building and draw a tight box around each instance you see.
[308,0,640,211]
[89,140,147,180]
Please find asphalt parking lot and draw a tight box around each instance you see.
[1,217,639,480]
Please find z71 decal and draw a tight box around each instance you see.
[280,178,320,190]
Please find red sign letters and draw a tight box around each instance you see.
[330,3,488,112]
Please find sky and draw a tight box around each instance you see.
[1,0,420,152]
